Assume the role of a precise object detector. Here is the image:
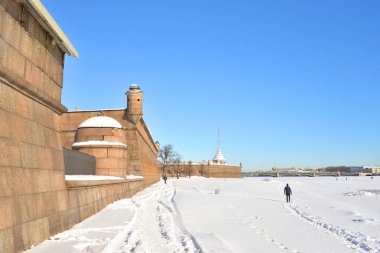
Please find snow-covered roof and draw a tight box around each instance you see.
[78,116,122,129]
[72,141,127,148]
[129,84,141,92]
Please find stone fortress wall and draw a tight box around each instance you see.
[167,163,242,178]
[0,1,70,251]
[60,107,161,187]
[197,164,242,178]
[0,1,159,252]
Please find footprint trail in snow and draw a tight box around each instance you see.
[102,182,202,253]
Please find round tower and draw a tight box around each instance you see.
[126,84,143,124]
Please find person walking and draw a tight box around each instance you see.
[284,183,292,203]
[163,174,167,184]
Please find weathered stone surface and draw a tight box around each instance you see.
[0,230,6,253]
[12,224,28,253]
[0,137,20,167]
[36,146,53,170]
[6,43,24,78]
[0,167,12,197]
[2,9,21,50]
[51,149,64,171]
[68,190,78,209]
[34,102,54,129]
[79,147,108,158]
[14,92,34,120]
[49,170,65,191]
[96,168,109,176]
[97,157,118,169]
[20,32,34,62]
[0,82,16,113]
[20,142,38,169]
[0,109,11,138]
[103,135,122,143]
[9,113,26,142]
[107,148,124,158]
[0,197,14,230]
[48,213,62,236]
[27,218,45,247]
[75,135,104,142]
[0,5,4,36]
[57,190,68,211]
[25,120,45,146]
[35,193,46,218]
[24,60,44,93]
[66,208,79,228]
[0,37,8,69]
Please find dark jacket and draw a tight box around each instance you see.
[284,185,292,195]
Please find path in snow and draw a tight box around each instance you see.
[287,204,380,253]
[102,181,202,253]
[25,181,201,253]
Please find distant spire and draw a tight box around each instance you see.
[218,127,220,149]
[213,127,227,165]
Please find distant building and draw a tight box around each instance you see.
[165,129,242,178]
[211,128,227,165]
[272,167,297,173]
[363,165,380,174]
[350,167,364,174]
[324,166,351,173]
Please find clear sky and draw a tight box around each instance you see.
[42,0,380,171]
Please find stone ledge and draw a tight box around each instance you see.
[66,178,143,189]
[0,67,67,114]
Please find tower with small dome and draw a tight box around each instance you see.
[126,84,143,124]
[61,84,161,185]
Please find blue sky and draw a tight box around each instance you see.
[42,0,380,171]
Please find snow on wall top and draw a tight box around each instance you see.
[78,116,122,129]
[72,141,127,148]
[65,175,125,181]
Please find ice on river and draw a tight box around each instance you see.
[25,176,380,253]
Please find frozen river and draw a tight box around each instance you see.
[26,176,380,253]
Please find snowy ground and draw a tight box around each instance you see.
[25,177,380,253]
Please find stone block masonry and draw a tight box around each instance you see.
[0,0,69,249]
[0,1,158,252]
[61,109,162,187]
[166,163,242,178]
